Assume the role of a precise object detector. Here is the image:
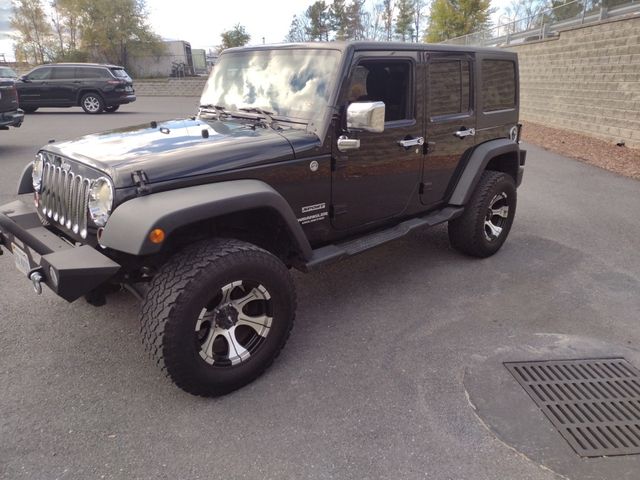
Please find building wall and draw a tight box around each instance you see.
[508,16,640,147]
[135,77,207,96]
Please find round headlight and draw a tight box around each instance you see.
[32,153,44,192]
[88,177,114,227]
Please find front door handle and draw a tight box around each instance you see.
[397,136,424,148]
[337,135,361,152]
[454,128,475,139]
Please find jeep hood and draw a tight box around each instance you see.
[45,118,316,188]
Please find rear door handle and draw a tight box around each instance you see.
[454,128,475,139]
[397,136,424,148]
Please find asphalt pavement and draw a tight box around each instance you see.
[1,98,639,480]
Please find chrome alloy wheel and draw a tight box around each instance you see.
[195,281,272,366]
[484,192,510,242]
[83,96,101,113]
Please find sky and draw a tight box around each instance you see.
[0,0,512,62]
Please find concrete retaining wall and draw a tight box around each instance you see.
[134,77,207,97]
[509,16,640,147]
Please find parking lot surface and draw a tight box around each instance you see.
[1,98,639,480]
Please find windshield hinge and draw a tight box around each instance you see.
[132,170,150,196]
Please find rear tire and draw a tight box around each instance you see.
[140,238,296,397]
[448,170,517,258]
[21,107,38,114]
[80,93,104,114]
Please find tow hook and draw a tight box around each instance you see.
[29,271,43,295]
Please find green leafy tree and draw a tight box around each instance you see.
[330,0,349,40]
[425,0,493,42]
[395,0,415,41]
[345,0,366,39]
[10,0,53,64]
[76,0,163,68]
[305,1,331,41]
[220,24,251,50]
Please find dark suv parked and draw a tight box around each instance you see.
[16,63,135,114]
[1,42,525,396]
[0,75,23,130]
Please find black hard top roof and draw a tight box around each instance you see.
[226,40,513,56]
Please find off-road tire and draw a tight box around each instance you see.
[448,170,517,258]
[140,238,296,397]
[104,105,120,113]
[80,92,105,114]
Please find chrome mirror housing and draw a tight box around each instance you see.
[346,101,385,133]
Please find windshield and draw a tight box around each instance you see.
[200,49,341,127]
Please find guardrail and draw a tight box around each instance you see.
[442,0,640,46]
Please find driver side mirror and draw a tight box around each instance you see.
[19,75,30,82]
[346,101,385,133]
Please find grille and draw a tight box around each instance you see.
[505,358,640,457]
[39,153,97,239]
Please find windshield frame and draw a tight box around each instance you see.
[200,47,346,137]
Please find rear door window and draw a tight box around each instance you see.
[429,60,471,118]
[481,60,516,112]
[51,67,75,80]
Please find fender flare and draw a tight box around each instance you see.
[448,139,520,206]
[100,179,313,259]
[17,163,34,194]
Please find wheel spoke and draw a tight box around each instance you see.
[485,220,503,240]
[220,281,242,304]
[199,325,225,365]
[491,205,509,218]
[231,285,270,310]
[220,327,250,365]
[237,312,272,337]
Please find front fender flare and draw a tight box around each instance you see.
[449,139,520,206]
[100,179,313,258]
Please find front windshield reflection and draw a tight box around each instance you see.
[200,49,341,124]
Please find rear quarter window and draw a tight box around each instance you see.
[482,60,516,112]
[76,67,112,79]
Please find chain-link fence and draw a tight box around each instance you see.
[441,0,640,46]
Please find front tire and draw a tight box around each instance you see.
[448,170,517,258]
[80,93,104,114]
[140,238,296,397]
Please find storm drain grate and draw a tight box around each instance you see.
[505,358,640,457]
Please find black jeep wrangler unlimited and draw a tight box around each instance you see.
[0,42,525,396]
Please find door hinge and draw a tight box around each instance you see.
[132,170,150,196]
[330,204,347,218]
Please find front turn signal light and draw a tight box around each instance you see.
[149,228,166,244]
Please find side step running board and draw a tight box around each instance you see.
[305,206,463,270]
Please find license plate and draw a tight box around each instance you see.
[12,243,31,275]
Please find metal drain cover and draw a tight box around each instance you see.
[505,358,640,457]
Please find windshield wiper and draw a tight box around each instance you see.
[198,104,230,119]
[237,107,275,126]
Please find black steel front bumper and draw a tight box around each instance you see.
[0,200,120,302]
[0,109,24,128]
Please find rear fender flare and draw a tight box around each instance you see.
[449,139,520,206]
